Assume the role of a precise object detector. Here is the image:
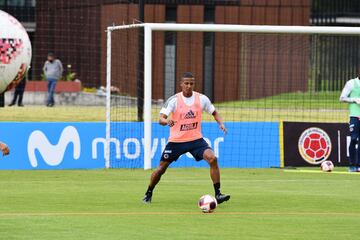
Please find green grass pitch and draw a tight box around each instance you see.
[0,91,353,239]
[0,168,359,240]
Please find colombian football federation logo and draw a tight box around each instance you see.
[298,127,332,165]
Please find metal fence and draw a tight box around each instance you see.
[311,0,360,91]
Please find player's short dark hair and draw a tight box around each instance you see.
[47,52,55,57]
[182,72,194,79]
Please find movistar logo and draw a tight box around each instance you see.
[27,126,81,167]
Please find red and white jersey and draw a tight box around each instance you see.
[161,92,215,143]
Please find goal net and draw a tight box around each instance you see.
[2,1,106,120]
[106,23,360,169]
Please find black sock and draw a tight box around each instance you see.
[146,186,154,195]
[214,182,221,196]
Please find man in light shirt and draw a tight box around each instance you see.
[143,72,230,204]
[339,69,360,172]
[43,52,63,107]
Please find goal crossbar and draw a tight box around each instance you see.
[106,23,360,170]
[108,23,360,35]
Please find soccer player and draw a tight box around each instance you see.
[0,142,10,156]
[340,69,360,172]
[143,72,230,204]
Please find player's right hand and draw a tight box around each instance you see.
[167,120,176,127]
[0,142,10,156]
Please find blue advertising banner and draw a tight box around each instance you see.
[0,122,280,170]
[0,123,105,170]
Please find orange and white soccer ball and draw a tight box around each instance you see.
[198,194,217,213]
[320,160,334,172]
[0,10,32,93]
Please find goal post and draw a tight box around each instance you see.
[105,27,112,169]
[106,23,360,170]
[143,25,153,170]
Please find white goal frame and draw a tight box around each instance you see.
[105,23,360,170]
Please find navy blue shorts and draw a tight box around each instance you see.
[160,138,211,162]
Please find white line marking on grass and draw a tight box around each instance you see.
[284,169,359,175]
[0,212,360,217]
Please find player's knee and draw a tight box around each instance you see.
[157,165,168,175]
[207,155,218,166]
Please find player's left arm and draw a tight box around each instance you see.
[0,142,10,156]
[201,94,228,134]
[212,111,227,135]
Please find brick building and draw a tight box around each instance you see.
[34,0,310,102]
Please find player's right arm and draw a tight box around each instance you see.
[159,114,176,127]
[340,80,360,104]
[159,95,177,127]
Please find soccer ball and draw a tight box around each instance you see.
[320,160,334,172]
[0,10,32,93]
[198,194,217,213]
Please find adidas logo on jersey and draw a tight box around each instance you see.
[184,110,196,119]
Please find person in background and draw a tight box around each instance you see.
[8,77,26,107]
[339,68,360,172]
[43,52,63,107]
